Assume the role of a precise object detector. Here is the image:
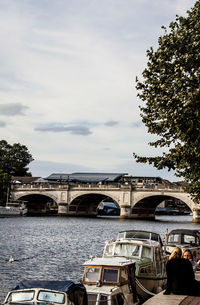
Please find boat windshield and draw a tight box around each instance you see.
[7,291,34,302]
[102,268,118,283]
[113,243,141,257]
[38,290,65,304]
[168,233,196,244]
[168,234,179,244]
[84,267,100,282]
[183,235,196,244]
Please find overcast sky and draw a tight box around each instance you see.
[0,0,196,180]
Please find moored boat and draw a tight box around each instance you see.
[164,229,200,260]
[0,200,27,217]
[102,230,168,301]
[2,280,87,305]
[82,256,140,305]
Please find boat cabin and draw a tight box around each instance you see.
[82,257,139,305]
[2,280,87,305]
[117,230,163,246]
[165,229,200,260]
[102,231,167,300]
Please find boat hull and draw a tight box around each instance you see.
[136,277,166,301]
[0,207,27,217]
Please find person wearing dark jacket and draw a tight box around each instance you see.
[164,247,200,296]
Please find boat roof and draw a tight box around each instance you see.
[117,230,163,243]
[13,280,84,294]
[107,238,161,248]
[84,257,136,267]
[168,229,200,235]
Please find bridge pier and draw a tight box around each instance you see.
[57,202,97,217]
[129,207,155,220]
[120,205,131,219]
[120,206,155,219]
[58,202,68,215]
[192,209,200,223]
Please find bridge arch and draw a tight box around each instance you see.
[68,192,119,216]
[14,193,58,215]
[131,192,193,219]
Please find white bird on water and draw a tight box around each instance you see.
[9,254,14,263]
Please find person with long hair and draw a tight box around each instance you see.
[182,249,200,271]
[164,247,200,295]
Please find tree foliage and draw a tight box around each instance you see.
[134,1,200,202]
[0,140,34,202]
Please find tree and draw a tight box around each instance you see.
[0,140,34,202]
[134,1,200,202]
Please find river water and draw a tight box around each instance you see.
[0,215,200,302]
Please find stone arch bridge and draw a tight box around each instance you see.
[11,182,200,222]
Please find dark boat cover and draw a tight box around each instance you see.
[14,280,78,293]
[13,280,87,305]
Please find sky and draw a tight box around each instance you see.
[0,0,196,181]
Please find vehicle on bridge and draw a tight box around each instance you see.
[82,256,140,305]
[103,230,168,301]
[164,229,200,260]
[2,280,87,305]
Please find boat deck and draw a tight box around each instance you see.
[143,272,200,304]
[143,293,200,305]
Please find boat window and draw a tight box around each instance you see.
[84,267,100,282]
[7,291,34,302]
[99,294,108,305]
[168,234,179,243]
[102,268,118,283]
[141,246,151,258]
[118,232,125,239]
[38,291,65,304]
[114,243,140,257]
[183,235,195,244]
[87,293,98,305]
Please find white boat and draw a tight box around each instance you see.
[2,280,87,305]
[0,200,28,217]
[164,229,200,261]
[102,230,168,301]
[82,256,140,305]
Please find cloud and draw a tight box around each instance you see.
[104,120,119,127]
[131,121,142,128]
[0,121,6,127]
[35,123,92,135]
[0,0,195,182]
[0,103,29,116]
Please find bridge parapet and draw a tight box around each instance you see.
[12,183,131,191]
[12,182,183,192]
